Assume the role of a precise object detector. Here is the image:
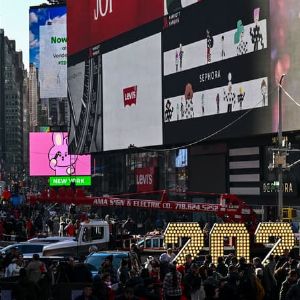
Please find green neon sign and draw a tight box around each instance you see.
[49,176,91,187]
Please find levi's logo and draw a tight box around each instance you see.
[123,86,137,107]
[136,174,153,185]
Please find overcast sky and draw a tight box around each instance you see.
[1,0,46,69]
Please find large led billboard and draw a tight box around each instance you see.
[67,0,164,55]
[270,0,300,133]
[67,0,300,153]
[30,5,68,127]
[163,0,270,144]
[68,16,163,153]
[30,5,67,98]
[68,49,102,154]
[102,33,163,151]
[29,132,91,176]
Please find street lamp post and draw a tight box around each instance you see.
[278,74,286,221]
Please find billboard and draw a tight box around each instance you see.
[30,5,68,127]
[67,0,164,55]
[164,0,200,15]
[29,132,91,176]
[49,176,92,187]
[135,167,157,192]
[30,5,67,98]
[68,48,102,154]
[163,0,270,144]
[102,33,163,151]
[67,0,300,153]
[39,23,67,98]
[270,0,300,132]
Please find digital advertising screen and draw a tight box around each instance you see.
[102,33,163,151]
[270,0,300,133]
[30,5,67,98]
[163,0,271,144]
[29,5,68,128]
[67,0,300,154]
[29,132,91,176]
[164,0,200,15]
[67,0,164,55]
[68,50,102,154]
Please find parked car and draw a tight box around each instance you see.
[84,251,129,277]
[0,242,47,256]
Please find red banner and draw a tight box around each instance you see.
[92,197,220,213]
[67,0,164,55]
[135,167,157,192]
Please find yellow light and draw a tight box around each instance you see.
[164,222,204,265]
[255,223,295,257]
[209,223,250,264]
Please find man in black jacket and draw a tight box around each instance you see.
[280,269,298,300]
[286,278,300,300]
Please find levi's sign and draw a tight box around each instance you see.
[135,167,156,192]
[123,86,137,107]
[49,176,91,187]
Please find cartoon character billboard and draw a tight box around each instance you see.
[29,132,91,176]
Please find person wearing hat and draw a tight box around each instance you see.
[159,248,176,264]
[160,248,176,280]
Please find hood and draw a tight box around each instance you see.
[43,239,77,251]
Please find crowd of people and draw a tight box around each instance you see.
[1,202,300,299]
[1,241,300,300]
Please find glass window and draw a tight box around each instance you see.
[152,238,159,248]
[160,239,164,247]
[82,227,92,242]
[91,226,104,241]
[145,239,151,248]
[82,227,104,242]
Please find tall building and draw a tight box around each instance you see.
[28,63,39,131]
[0,30,5,179]
[0,30,25,181]
[23,70,29,177]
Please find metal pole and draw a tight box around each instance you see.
[278,74,286,221]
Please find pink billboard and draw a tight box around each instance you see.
[30,132,91,176]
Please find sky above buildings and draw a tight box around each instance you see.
[1,0,45,69]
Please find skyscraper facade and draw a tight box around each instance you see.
[0,29,25,182]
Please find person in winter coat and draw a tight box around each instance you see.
[286,278,300,300]
[183,263,202,300]
[163,263,182,300]
[281,270,299,300]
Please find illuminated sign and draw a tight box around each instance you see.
[164,222,295,264]
[49,176,91,187]
[29,132,91,176]
[261,181,297,196]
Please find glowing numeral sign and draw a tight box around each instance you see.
[164,222,295,264]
